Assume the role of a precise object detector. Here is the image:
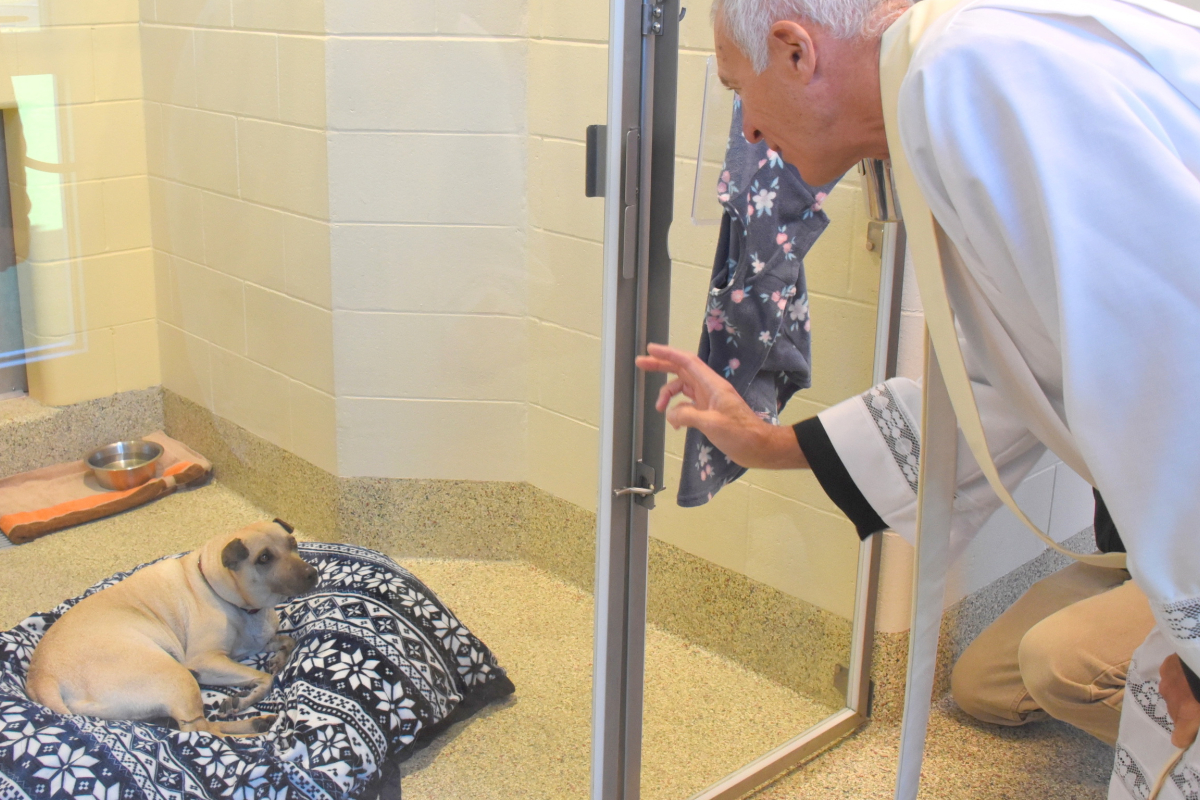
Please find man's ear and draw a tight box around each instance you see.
[222,538,250,570]
[768,20,816,82]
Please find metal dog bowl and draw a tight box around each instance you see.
[86,440,164,491]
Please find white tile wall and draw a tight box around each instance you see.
[231,0,324,34]
[527,319,600,427]
[526,228,603,336]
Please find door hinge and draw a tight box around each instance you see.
[642,0,666,35]
[865,220,885,252]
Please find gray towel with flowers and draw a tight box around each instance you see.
[678,101,838,507]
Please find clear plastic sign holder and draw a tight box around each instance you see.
[690,56,735,226]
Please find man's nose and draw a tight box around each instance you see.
[742,118,763,144]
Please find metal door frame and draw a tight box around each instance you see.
[591,1,905,794]
[592,0,676,797]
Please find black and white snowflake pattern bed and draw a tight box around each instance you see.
[0,542,513,800]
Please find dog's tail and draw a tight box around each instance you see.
[24,668,71,715]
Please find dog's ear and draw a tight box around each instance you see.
[273,518,294,534]
[221,537,250,570]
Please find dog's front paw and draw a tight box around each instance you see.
[251,714,278,733]
[266,635,297,674]
[217,696,238,717]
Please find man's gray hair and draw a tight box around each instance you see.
[713,0,896,71]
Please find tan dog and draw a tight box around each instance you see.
[25,519,319,736]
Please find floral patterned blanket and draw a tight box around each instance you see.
[0,542,511,800]
[679,98,840,506]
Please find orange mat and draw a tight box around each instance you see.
[0,432,211,545]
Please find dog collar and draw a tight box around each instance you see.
[197,556,262,614]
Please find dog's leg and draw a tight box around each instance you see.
[187,653,276,716]
[169,668,276,737]
[262,635,296,674]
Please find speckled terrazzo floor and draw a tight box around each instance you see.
[0,482,1115,800]
[390,560,1114,800]
[395,559,835,800]
[749,697,1112,799]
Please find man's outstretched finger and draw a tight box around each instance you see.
[635,355,677,374]
[657,378,687,412]
[645,343,730,394]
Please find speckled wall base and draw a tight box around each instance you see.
[163,391,339,539]
[866,527,1098,723]
[339,477,524,560]
[0,388,164,479]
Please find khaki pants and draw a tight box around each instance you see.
[949,561,1156,745]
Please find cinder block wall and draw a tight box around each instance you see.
[142,0,337,473]
[1,0,158,406]
[325,0,530,482]
[523,0,609,509]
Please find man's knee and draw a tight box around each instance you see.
[950,635,1029,725]
[950,644,991,718]
[1017,617,1086,713]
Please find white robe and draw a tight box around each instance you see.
[812,0,1200,793]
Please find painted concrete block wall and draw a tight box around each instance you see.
[142,0,337,473]
[523,0,608,510]
[326,0,531,482]
[1,0,159,406]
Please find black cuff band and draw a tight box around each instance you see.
[794,416,888,540]
[1182,660,1200,704]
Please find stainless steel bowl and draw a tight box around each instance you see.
[86,440,164,491]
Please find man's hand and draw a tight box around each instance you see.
[1160,654,1200,749]
[635,343,808,470]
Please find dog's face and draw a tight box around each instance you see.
[217,520,319,608]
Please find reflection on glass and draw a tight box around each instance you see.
[643,22,884,798]
[0,0,38,32]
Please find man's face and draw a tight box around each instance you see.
[714,16,871,186]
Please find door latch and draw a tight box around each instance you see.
[614,461,662,509]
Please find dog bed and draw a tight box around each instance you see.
[0,542,514,799]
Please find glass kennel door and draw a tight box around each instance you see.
[596,1,903,796]
[0,1,628,799]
